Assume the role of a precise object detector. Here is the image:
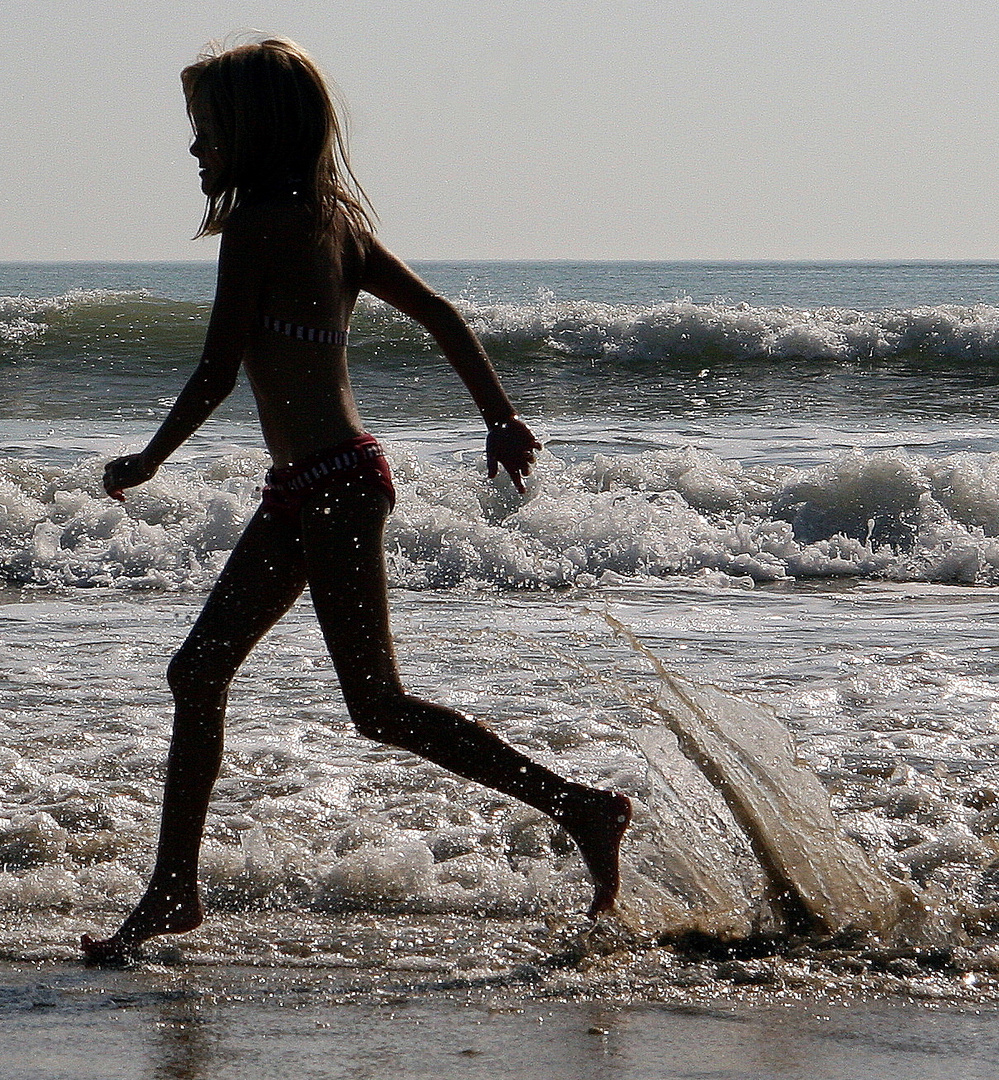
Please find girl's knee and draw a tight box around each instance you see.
[167,641,233,701]
[346,688,412,746]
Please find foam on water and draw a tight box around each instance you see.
[0,588,993,957]
[5,443,999,591]
[2,575,999,985]
[1,289,175,346]
[461,297,999,366]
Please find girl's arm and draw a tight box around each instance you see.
[360,239,540,492]
[104,221,261,500]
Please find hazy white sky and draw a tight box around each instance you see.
[3,0,999,261]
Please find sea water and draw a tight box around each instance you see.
[4,261,999,1004]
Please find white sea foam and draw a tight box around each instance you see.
[4,444,999,591]
[459,296,999,365]
[2,584,997,947]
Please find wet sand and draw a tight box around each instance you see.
[4,957,999,1080]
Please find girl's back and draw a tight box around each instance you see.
[219,198,370,465]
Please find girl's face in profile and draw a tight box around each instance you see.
[188,103,224,195]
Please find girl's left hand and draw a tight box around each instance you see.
[103,453,158,501]
[486,417,542,494]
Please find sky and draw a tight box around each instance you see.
[3,0,999,262]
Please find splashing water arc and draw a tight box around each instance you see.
[605,612,921,942]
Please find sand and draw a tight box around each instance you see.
[4,957,999,1080]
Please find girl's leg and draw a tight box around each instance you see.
[83,508,309,960]
[298,487,630,917]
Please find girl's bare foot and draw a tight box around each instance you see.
[562,789,632,919]
[81,884,204,964]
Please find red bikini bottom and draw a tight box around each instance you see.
[260,434,396,518]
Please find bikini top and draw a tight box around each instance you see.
[261,314,348,347]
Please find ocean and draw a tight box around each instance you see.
[5,260,999,1077]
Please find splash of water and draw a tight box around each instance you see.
[603,611,929,943]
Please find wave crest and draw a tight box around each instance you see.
[5,289,999,369]
[461,298,999,366]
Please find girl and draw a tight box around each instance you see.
[82,38,630,962]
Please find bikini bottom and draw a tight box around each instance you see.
[260,434,396,519]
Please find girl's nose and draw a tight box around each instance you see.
[189,139,202,158]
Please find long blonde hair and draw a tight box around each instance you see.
[181,38,374,238]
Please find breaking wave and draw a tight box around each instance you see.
[5,288,999,370]
[4,444,999,591]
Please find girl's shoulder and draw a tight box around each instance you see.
[224,196,308,233]
[223,199,372,252]
[219,200,318,265]
[219,201,374,293]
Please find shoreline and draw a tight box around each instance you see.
[4,955,999,1080]
[4,908,999,1003]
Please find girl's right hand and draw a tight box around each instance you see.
[103,453,158,501]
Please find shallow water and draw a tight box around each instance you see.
[3,579,999,980]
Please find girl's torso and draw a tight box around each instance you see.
[238,200,369,467]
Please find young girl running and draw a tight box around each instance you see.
[82,38,630,962]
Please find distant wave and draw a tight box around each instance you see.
[462,297,999,367]
[5,290,999,370]
[0,290,210,362]
[4,444,999,591]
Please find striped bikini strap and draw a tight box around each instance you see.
[261,314,349,346]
